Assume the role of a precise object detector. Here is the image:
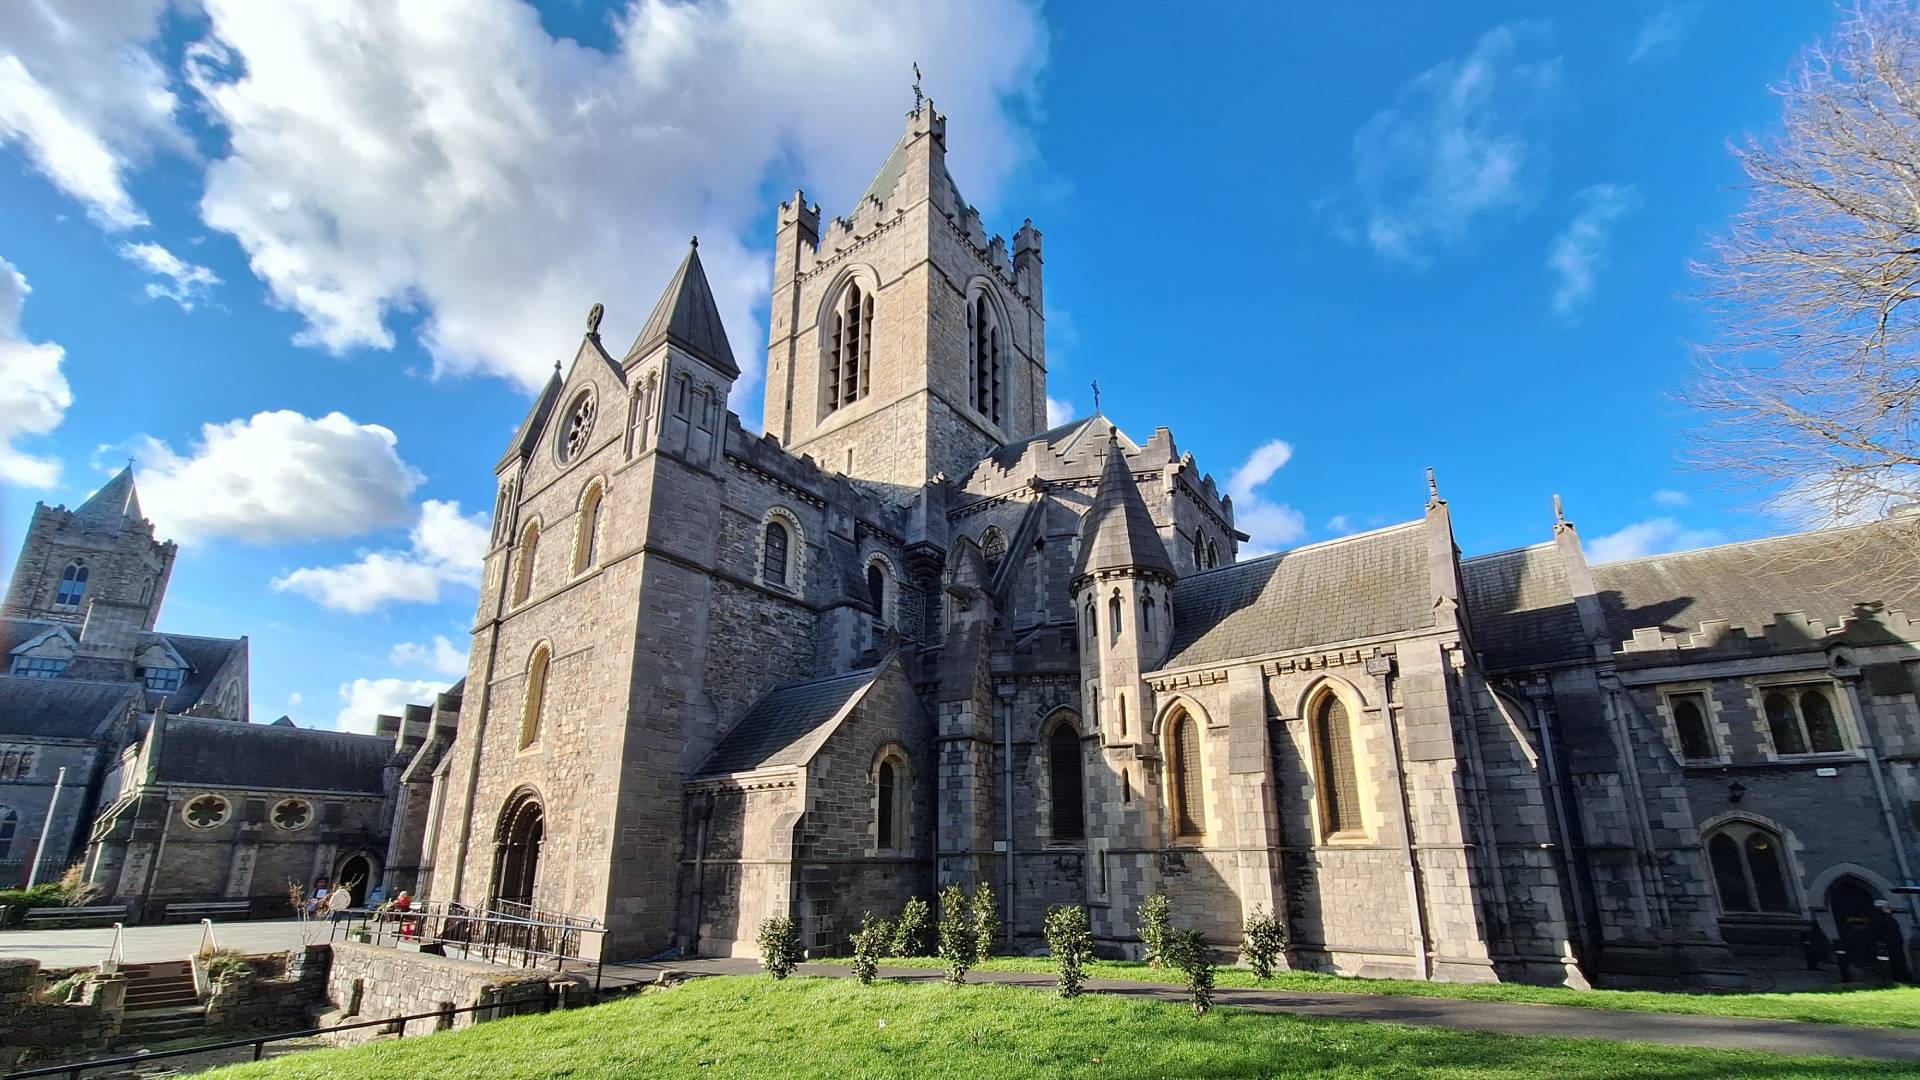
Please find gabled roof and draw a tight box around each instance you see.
[1162,522,1434,670]
[74,466,142,526]
[500,369,563,469]
[628,241,737,378]
[695,666,881,776]
[153,632,245,712]
[1072,432,1174,579]
[1461,544,1590,672]
[858,127,969,212]
[0,678,137,738]
[1591,518,1920,645]
[151,715,392,793]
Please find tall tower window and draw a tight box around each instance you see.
[1168,711,1204,839]
[573,481,604,575]
[968,289,1003,426]
[763,522,791,587]
[512,522,541,606]
[1048,722,1085,843]
[54,560,88,609]
[1313,691,1363,836]
[825,281,873,414]
[520,644,551,750]
[866,563,887,622]
[874,752,909,851]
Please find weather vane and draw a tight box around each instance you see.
[1091,379,1101,415]
[912,62,924,115]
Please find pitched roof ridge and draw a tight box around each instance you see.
[1198,519,1424,573]
[767,664,881,694]
[1461,540,1558,565]
[164,713,391,742]
[1589,518,1902,568]
[628,241,738,377]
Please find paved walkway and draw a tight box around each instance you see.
[0,919,312,966]
[600,957,1920,1063]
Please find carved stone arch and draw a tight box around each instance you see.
[863,551,896,623]
[572,474,609,575]
[511,514,545,606]
[1696,810,1809,915]
[1038,707,1087,846]
[1291,674,1371,721]
[869,741,913,854]
[491,785,547,908]
[815,263,883,416]
[1149,693,1213,738]
[1301,676,1371,840]
[757,506,806,592]
[519,639,555,750]
[1807,861,1898,910]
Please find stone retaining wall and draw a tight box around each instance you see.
[0,958,122,1070]
[322,941,582,1040]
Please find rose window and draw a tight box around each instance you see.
[272,798,314,831]
[559,391,596,463]
[184,794,231,829]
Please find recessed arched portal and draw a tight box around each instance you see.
[492,788,546,909]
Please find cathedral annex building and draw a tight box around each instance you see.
[413,103,1920,989]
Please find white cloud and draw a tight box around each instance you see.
[1547,183,1642,317]
[286,691,303,709]
[0,1,184,229]
[1629,4,1699,64]
[1224,439,1307,556]
[180,0,1045,410]
[335,676,451,734]
[1326,514,1353,533]
[136,410,423,543]
[119,242,220,310]
[1652,489,1689,507]
[1046,396,1076,428]
[1586,517,1724,562]
[392,634,470,678]
[274,499,490,614]
[1346,22,1561,266]
[0,256,72,488]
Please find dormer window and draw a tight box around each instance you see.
[54,560,87,609]
[11,657,67,679]
[825,281,873,414]
[144,667,184,693]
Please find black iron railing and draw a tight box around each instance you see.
[329,901,608,990]
[5,994,555,1079]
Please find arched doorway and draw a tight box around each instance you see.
[334,854,375,907]
[492,789,545,910]
[1829,875,1882,970]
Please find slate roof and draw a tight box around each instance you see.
[0,678,137,738]
[152,715,392,793]
[74,466,141,526]
[1,618,66,656]
[629,241,738,377]
[696,667,880,775]
[501,369,563,469]
[1073,434,1174,579]
[1591,519,1920,644]
[154,632,244,711]
[1461,544,1591,671]
[858,127,969,212]
[1162,523,1434,670]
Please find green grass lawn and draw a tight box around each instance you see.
[866,956,1920,1029]
[194,976,1908,1080]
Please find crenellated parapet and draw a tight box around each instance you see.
[1614,602,1915,666]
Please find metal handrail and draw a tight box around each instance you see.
[196,917,218,958]
[329,905,608,991]
[97,923,123,975]
[5,993,554,1079]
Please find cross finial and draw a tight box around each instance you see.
[125,454,135,470]
[912,63,924,115]
[1091,380,1102,415]
[1426,467,1439,501]
[690,235,698,250]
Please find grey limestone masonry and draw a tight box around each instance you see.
[418,102,1920,992]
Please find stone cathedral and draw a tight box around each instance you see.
[420,103,1920,989]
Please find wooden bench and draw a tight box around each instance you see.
[161,900,252,922]
[23,905,128,926]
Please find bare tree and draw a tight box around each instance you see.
[1690,1,1920,566]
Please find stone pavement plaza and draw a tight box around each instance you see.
[4,922,1916,1063]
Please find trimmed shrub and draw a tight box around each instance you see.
[1137,893,1172,968]
[1166,928,1216,1017]
[891,897,932,957]
[970,882,998,964]
[1043,904,1094,998]
[937,885,976,985]
[757,917,803,980]
[849,912,887,985]
[1241,906,1286,980]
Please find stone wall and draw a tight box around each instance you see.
[322,941,573,1040]
[0,958,121,1070]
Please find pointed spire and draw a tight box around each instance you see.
[629,238,738,378]
[1073,428,1176,580]
[75,465,141,525]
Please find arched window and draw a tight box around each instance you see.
[1706,822,1797,914]
[1083,599,1096,650]
[520,645,550,750]
[676,374,692,417]
[573,482,604,574]
[866,563,887,622]
[1048,723,1085,843]
[0,806,14,859]
[763,521,791,587]
[1764,685,1847,755]
[1117,691,1128,736]
[981,527,1006,573]
[875,754,908,850]
[1205,538,1220,569]
[491,482,515,546]
[1108,592,1122,644]
[1192,533,1206,571]
[631,373,658,455]
[1312,692,1362,836]
[825,281,874,413]
[1121,769,1131,804]
[1140,591,1156,636]
[54,560,88,608]
[512,522,540,605]
[1668,693,1715,761]
[1168,711,1204,839]
[967,289,1003,426]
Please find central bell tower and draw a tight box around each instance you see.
[764,105,1046,493]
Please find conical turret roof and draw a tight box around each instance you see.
[1073,429,1175,579]
[629,240,737,377]
[74,466,142,526]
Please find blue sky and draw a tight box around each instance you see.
[0,1,1841,731]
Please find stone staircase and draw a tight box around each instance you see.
[118,960,207,1040]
